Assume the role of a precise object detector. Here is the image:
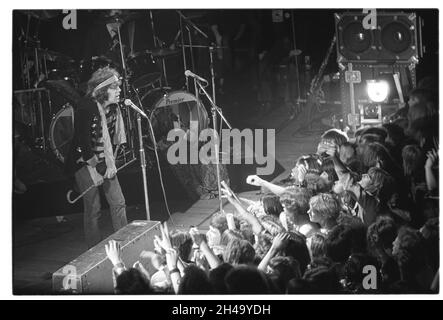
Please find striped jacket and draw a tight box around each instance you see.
[66,97,124,176]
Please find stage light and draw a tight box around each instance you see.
[366,80,389,103]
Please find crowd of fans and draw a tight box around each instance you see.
[104,81,439,294]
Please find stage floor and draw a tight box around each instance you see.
[13,102,334,294]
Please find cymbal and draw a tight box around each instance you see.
[21,10,60,21]
[23,47,74,62]
[148,48,180,58]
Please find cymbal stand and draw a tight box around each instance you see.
[177,10,209,95]
[149,10,169,87]
[290,10,301,109]
[195,77,232,214]
[149,11,157,48]
[209,46,217,105]
[179,15,189,91]
[115,17,135,157]
[187,26,196,88]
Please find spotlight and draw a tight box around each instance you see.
[366,80,389,103]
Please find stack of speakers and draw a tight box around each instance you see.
[334,11,422,126]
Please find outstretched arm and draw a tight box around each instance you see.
[190,229,221,269]
[246,175,287,196]
[221,185,264,235]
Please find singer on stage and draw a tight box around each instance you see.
[66,67,128,248]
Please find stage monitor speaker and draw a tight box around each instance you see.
[52,220,161,294]
[335,12,420,64]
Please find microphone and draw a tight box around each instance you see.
[184,70,208,83]
[124,99,148,119]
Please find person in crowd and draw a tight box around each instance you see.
[279,191,319,237]
[307,193,340,234]
[391,227,435,293]
[224,265,271,294]
[178,265,214,294]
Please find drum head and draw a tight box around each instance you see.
[146,90,209,145]
[49,104,74,163]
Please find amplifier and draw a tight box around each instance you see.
[52,220,161,294]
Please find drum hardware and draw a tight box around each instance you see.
[139,89,208,152]
[176,10,209,92]
[14,87,51,152]
[290,10,302,112]
[149,48,180,59]
[148,10,170,88]
[48,102,74,163]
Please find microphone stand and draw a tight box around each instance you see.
[194,77,232,214]
[129,105,151,220]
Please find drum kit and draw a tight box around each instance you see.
[14,10,225,177]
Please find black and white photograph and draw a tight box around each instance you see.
[7,4,440,299]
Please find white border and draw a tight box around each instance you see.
[2,0,442,300]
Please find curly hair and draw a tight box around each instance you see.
[325,222,367,263]
[393,227,426,277]
[258,214,285,236]
[284,187,313,214]
[254,232,273,259]
[367,216,398,257]
[210,211,240,235]
[309,193,341,225]
[86,67,120,104]
[220,229,244,246]
[365,167,396,201]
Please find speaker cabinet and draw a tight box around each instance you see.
[335,12,420,64]
[52,220,161,294]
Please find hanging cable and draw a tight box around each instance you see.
[144,112,175,226]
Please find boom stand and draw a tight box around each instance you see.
[195,79,232,214]
[136,112,151,220]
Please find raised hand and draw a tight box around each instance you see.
[425,148,438,169]
[154,222,173,251]
[105,239,123,266]
[133,260,151,280]
[189,228,206,247]
[221,186,236,203]
[165,248,179,270]
[325,144,338,158]
[105,166,117,179]
[271,233,290,252]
